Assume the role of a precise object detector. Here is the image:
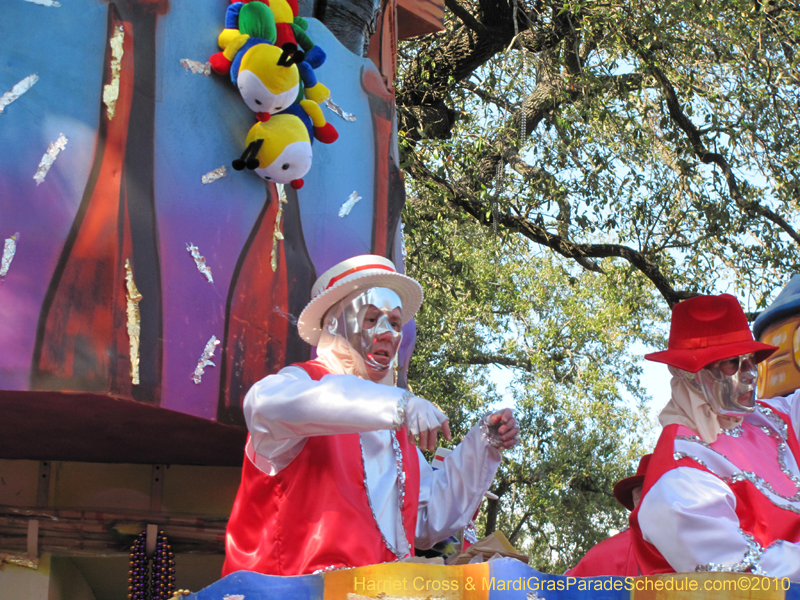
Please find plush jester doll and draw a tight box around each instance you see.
[231,99,338,189]
[210,0,329,111]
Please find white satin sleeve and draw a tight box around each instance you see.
[414,423,502,549]
[244,366,406,474]
[638,467,800,580]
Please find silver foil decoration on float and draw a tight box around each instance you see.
[193,336,221,384]
[201,166,227,184]
[34,134,68,185]
[180,59,212,76]
[186,243,214,283]
[0,233,19,277]
[338,191,362,217]
[324,97,357,122]
[0,74,38,113]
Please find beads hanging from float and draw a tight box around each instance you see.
[128,529,176,600]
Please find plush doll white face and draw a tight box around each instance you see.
[237,111,314,187]
[237,44,302,117]
[237,70,300,116]
[255,141,313,184]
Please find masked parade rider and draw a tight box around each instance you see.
[223,255,520,576]
[632,294,800,581]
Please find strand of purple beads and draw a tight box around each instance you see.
[128,530,176,600]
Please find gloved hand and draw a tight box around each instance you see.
[481,408,520,449]
[400,392,451,451]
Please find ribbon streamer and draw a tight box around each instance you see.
[0,234,19,277]
[0,74,38,114]
[125,260,143,386]
[103,26,125,120]
[325,98,357,122]
[193,336,220,384]
[180,59,212,76]
[201,166,227,184]
[338,191,362,217]
[33,134,68,185]
[186,243,213,283]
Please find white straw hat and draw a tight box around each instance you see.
[297,255,423,345]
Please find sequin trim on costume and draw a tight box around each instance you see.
[395,391,411,430]
[773,432,800,496]
[695,529,768,576]
[358,433,408,559]
[675,423,800,503]
[758,404,789,440]
[674,450,800,512]
[754,423,800,497]
[720,425,744,437]
[312,564,350,574]
[391,430,407,511]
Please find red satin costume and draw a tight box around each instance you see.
[223,361,421,576]
[631,400,800,576]
[565,529,638,577]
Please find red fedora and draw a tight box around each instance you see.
[613,454,652,511]
[645,294,777,373]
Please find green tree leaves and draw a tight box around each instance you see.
[403,199,665,571]
[397,0,800,309]
[397,0,799,572]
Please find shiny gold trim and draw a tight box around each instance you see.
[125,259,143,386]
[102,26,125,120]
[271,185,288,272]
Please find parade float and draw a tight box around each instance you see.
[0,1,796,598]
[754,276,800,400]
[0,0,438,596]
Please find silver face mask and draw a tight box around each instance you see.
[323,287,403,372]
[681,353,758,416]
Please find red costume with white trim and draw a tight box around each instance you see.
[631,394,800,580]
[224,361,419,575]
[223,360,502,575]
